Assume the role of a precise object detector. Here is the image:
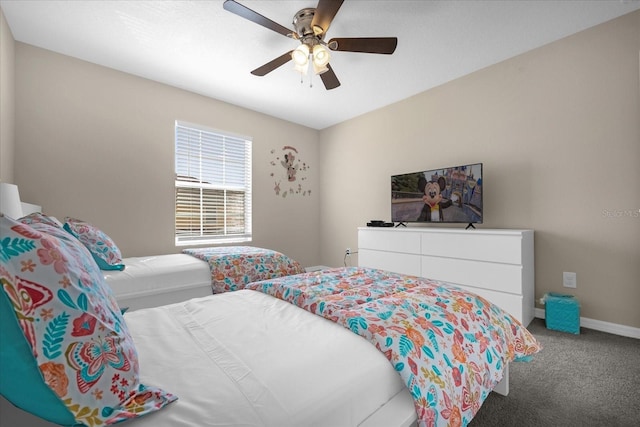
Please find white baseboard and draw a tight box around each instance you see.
[534,308,640,339]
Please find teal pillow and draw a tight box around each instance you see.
[0,290,77,425]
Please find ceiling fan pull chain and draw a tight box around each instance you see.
[309,54,312,88]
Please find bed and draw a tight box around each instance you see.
[103,254,212,311]
[124,287,418,427]
[0,287,417,427]
[1,212,541,427]
[104,246,306,311]
[117,266,542,427]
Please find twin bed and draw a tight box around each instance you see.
[125,285,417,427]
[103,254,211,311]
[1,213,541,427]
[122,266,540,427]
[104,246,305,311]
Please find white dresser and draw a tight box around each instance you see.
[358,227,534,326]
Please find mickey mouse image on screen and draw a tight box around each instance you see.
[417,175,452,222]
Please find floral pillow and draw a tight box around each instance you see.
[63,217,125,271]
[0,214,176,425]
[19,211,63,228]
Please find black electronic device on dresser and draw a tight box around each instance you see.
[367,220,394,227]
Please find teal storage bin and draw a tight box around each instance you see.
[545,293,580,334]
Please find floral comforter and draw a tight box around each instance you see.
[182,246,304,294]
[246,267,541,427]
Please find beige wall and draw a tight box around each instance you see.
[0,8,15,183]
[13,43,321,267]
[319,11,640,329]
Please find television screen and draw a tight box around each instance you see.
[391,163,483,224]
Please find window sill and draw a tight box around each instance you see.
[175,236,252,247]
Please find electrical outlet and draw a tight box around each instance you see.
[563,272,577,288]
[345,248,351,256]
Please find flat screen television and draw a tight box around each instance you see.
[391,163,483,226]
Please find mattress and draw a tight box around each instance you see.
[103,254,211,310]
[123,290,417,427]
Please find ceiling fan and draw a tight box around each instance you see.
[223,0,398,90]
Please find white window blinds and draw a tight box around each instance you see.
[175,121,252,245]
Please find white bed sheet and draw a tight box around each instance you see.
[103,254,211,310]
[123,290,417,427]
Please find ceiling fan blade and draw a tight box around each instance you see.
[311,0,344,36]
[320,64,340,90]
[328,37,398,54]
[223,0,293,37]
[251,51,293,76]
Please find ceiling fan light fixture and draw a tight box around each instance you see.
[223,0,397,90]
[292,44,310,66]
[312,44,330,67]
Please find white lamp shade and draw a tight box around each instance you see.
[312,61,329,75]
[292,44,310,66]
[0,182,24,219]
[312,44,330,67]
[294,62,309,75]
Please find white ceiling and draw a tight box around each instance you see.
[2,0,639,129]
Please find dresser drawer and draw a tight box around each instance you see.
[358,229,421,254]
[358,249,421,276]
[421,256,524,295]
[421,232,523,264]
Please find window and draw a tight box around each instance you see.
[175,121,252,245]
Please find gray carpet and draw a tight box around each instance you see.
[470,318,640,427]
